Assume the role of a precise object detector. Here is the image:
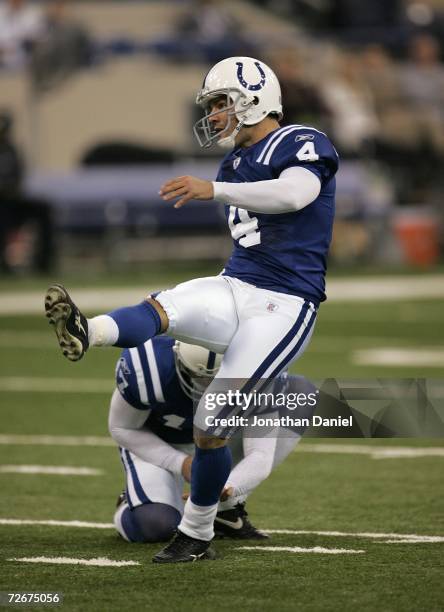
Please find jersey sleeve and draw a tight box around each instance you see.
[268,128,339,183]
[115,350,149,410]
[115,337,175,410]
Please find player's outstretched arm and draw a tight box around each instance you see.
[159,168,320,213]
[213,166,321,214]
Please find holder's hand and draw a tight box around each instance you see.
[219,486,234,502]
[181,455,193,483]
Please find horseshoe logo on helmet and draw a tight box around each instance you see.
[236,61,266,91]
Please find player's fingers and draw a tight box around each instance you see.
[159,181,182,195]
[174,193,193,208]
[161,186,188,201]
[182,493,190,501]
[159,176,188,194]
[159,184,184,196]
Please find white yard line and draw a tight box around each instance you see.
[0,377,113,393]
[0,465,103,476]
[0,330,427,352]
[264,530,444,543]
[8,556,139,567]
[369,448,444,459]
[377,537,443,544]
[326,276,444,301]
[1,435,443,461]
[1,275,443,315]
[236,546,365,554]
[1,518,442,544]
[0,288,155,315]
[353,348,444,367]
[0,434,114,446]
[299,444,444,459]
[0,519,114,528]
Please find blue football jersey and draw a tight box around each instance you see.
[115,338,317,443]
[115,336,194,444]
[218,124,339,305]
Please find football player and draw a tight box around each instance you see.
[110,337,312,543]
[45,56,338,563]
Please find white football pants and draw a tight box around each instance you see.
[156,276,317,433]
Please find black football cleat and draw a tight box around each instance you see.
[214,502,269,540]
[45,284,89,361]
[152,530,216,564]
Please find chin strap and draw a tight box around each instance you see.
[217,104,254,150]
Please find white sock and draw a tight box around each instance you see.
[178,498,217,541]
[88,315,119,346]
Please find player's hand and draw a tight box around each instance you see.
[181,455,193,483]
[219,486,234,502]
[159,175,214,209]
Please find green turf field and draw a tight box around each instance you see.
[0,270,443,611]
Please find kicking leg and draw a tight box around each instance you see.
[45,276,237,360]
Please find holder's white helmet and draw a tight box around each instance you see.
[193,56,282,149]
[173,341,223,399]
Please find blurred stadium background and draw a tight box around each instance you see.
[0,1,443,610]
[1,0,444,272]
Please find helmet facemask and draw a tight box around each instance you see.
[193,89,255,149]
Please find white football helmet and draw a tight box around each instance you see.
[193,56,283,149]
[173,341,223,399]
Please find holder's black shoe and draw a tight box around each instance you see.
[45,284,89,361]
[214,503,269,540]
[152,530,216,564]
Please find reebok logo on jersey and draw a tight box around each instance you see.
[118,357,131,376]
[295,134,314,142]
[233,157,241,170]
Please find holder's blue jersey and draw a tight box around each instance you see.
[218,125,339,306]
[115,336,194,444]
[115,338,317,443]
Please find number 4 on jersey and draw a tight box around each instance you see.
[296,141,319,161]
